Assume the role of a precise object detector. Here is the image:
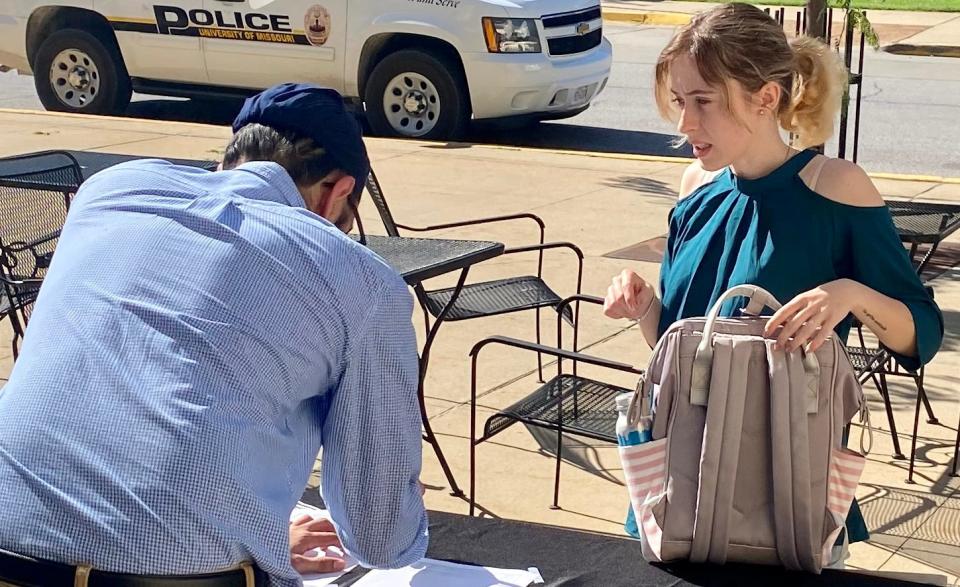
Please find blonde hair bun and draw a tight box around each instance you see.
[654,2,847,148]
[781,36,848,148]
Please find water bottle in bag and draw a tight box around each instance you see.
[615,392,651,447]
[617,389,652,538]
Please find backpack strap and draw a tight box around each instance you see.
[689,336,752,565]
[767,341,820,572]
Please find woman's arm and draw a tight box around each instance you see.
[850,281,917,357]
[605,161,708,350]
[603,269,661,349]
[764,278,918,356]
[637,296,663,349]
[769,158,943,365]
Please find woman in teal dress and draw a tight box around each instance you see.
[603,3,944,552]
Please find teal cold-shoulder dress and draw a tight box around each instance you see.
[624,149,945,543]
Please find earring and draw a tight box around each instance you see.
[759,108,766,116]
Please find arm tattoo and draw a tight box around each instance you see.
[863,309,888,332]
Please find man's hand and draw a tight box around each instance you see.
[289,514,346,575]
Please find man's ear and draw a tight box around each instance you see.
[317,174,356,218]
[331,175,356,203]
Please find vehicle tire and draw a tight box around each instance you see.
[33,28,132,115]
[364,49,470,140]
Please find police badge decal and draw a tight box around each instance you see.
[304,5,331,46]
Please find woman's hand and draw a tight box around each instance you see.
[604,269,656,321]
[289,514,346,575]
[764,279,859,353]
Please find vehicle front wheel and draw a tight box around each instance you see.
[33,28,132,115]
[364,49,470,140]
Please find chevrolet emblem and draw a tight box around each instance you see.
[576,22,591,35]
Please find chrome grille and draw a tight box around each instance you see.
[542,6,603,56]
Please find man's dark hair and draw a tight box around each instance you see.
[223,123,346,192]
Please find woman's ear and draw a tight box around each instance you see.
[756,81,782,114]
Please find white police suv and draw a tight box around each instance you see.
[0,0,612,139]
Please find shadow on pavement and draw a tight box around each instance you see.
[469,121,691,158]
[125,97,245,127]
[120,97,690,159]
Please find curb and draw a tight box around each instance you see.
[882,43,960,58]
[472,142,694,165]
[870,171,960,186]
[2,107,959,186]
[0,107,227,134]
[477,143,960,185]
[603,9,692,26]
[605,10,960,62]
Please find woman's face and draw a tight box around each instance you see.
[668,55,759,172]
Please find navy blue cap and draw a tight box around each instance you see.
[232,83,369,188]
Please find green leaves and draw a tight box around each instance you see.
[829,0,881,50]
[848,8,881,49]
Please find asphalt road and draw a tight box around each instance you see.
[1,23,957,177]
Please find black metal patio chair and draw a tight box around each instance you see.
[887,201,960,276]
[847,285,939,484]
[952,418,959,478]
[0,151,81,357]
[468,295,644,514]
[364,168,584,382]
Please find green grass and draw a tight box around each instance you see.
[672,0,960,11]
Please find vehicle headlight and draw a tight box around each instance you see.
[482,17,541,53]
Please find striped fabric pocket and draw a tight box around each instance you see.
[821,447,867,566]
[827,447,866,518]
[619,437,669,560]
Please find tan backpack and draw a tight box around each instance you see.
[619,285,867,573]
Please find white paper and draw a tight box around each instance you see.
[290,502,359,587]
[350,558,543,587]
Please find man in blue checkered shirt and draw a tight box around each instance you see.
[0,85,427,586]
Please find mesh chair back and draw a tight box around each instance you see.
[887,201,960,240]
[0,151,80,277]
[364,168,400,237]
[0,151,81,322]
[363,168,435,306]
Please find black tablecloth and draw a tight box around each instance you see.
[299,490,917,587]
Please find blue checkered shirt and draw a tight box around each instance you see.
[0,160,428,585]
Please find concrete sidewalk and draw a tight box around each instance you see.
[1,108,959,584]
[602,0,960,58]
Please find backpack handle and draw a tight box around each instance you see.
[691,285,820,410]
[714,284,782,317]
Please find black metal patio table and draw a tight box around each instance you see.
[355,235,505,498]
[886,200,960,274]
[0,150,219,189]
[357,235,503,285]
